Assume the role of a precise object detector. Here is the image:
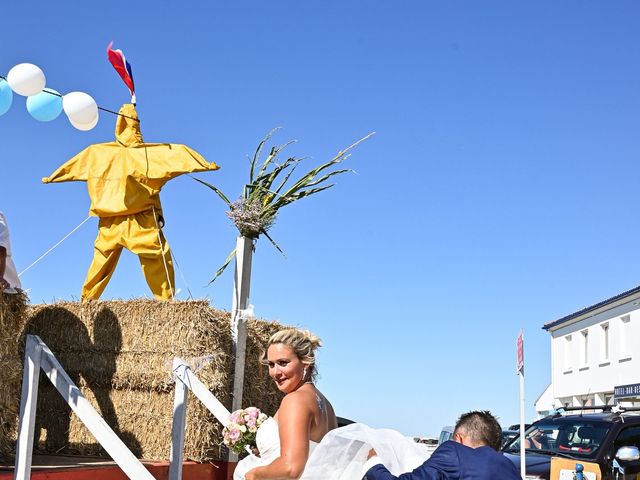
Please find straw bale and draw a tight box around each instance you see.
[17,300,231,461]
[240,319,288,417]
[0,289,37,455]
[0,290,29,461]
[24,300,232,391]
[33,385,225,461]
[5,299,305,462]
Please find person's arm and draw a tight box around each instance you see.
[42,147,92,184]
[363,441,459,480]
[524,429,542,449]
[245,392,312,480]
[0,216,9,290]
[144,144,219,187]
[0,246,8,290]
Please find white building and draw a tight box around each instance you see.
[536,285,640,415]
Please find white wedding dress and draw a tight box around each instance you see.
[233,417,431,479]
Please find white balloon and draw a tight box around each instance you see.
[7,63,46,96]
[63,91,98,125]
[69,111,99,131]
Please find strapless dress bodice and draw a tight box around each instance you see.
[255,416,280,460]
[233,417,318,480]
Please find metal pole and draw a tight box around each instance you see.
[519,370,526,479]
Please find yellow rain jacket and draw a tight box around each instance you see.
[43,104,219,300]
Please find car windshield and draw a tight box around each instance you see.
[503,420,610,459]
[439,427,453,444]
[502,431,519,447]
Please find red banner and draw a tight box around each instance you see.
[516,331,524,374]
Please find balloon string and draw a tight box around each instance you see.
[0,73,138,122]
[98,105,139,122]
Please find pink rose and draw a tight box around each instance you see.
[228,428,241,442]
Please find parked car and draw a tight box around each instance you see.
[414,437,439,456]
[508,423,532,431]
[414,437,438,445]
[337,416,355,427]
[502,406,640,479]
[501,429,519,447]
[438,425,454,445]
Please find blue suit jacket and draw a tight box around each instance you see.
[363,441,521,480]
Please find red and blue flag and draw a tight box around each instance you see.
[107,41,136,102]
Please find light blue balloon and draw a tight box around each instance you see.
[0,79,12,116]
[26,88,63,122]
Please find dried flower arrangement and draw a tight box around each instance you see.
[194,128,373,282]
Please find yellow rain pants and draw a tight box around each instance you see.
[43,104,219,300]
[82,210,174,300]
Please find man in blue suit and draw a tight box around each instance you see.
[362,411,521,479]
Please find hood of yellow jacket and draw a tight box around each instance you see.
[115,103,144,146]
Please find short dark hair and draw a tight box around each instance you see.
[454,410,503,450]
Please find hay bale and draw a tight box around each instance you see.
[241,319,288,417]
[33,385,226,460]
[25,301,232,392]
[0,290,29,461]
[20,300,291,462]
[22,300,232,461]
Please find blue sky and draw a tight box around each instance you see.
[3,1,640,437]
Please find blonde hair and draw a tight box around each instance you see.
[260,329,322,381]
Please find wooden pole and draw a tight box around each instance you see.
[15,336,155,480]
[169,358,231,480]
[228,236,254,462]
[169,359,189,480]
[13,336,42,480]
[231,236,254,412]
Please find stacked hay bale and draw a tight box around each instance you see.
[0,290,29,461]
[21,300,286,461]
[242,319,287,416]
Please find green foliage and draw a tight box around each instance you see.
[196,128,374,283]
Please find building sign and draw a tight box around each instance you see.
[614,383,640,400]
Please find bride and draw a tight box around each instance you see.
[234,328,338,480]
[233,328,431,480]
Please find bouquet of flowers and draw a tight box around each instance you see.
[222,407,268,455]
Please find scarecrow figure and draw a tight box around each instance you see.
[43,103,219,299]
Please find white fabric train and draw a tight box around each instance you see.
[234,418,431,479]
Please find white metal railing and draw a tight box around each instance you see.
[169,357,231,480]
[13,334,155,480]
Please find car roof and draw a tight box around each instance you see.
[539,411,640,424]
